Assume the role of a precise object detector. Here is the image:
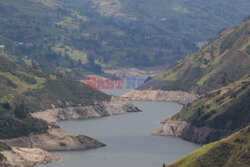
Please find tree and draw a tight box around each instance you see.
[14,103,27,119]
[1,102,10,110]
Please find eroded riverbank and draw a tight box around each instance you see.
[40,101,201,167]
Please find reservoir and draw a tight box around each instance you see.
[41,77,201,167]
[41,101,201,167]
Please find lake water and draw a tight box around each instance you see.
[41,76,201,167]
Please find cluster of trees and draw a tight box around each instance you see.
[0,102,49,139]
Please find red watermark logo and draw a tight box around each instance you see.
[86,77,163,90]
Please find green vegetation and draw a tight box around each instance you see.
[173,75,250,141]
[0,0,249,78]
[0,103,49,139]
[0,56,110,112]
[0,55,110,140]
[0,142,11,151]
[146,19,250,93]
[167,125,250,167]
[0,142,11,162]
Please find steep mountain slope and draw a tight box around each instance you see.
[0,0,250,78]
[0,55,140,166]
[0,55,140,138]
[167,125,250,167]
[152,75,250,143]
[0,55,107,140]
[144,19,250,94]
[0,56,110,112]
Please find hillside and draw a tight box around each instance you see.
[0,0,250,78]
[167,125,250,167]
[0,55,141,139]
[152,74,250,143]
[0,55,141,166]
[0,55,106,136]
[0,55,111,139]
[144,19,250,94]
[0,56,110,112]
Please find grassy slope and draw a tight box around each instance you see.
[0,56,110,139]
[0,56,110,112]
[173,74,250,132]
[0,0,249,78]
[167,125,250,167]
[148,19,250,94]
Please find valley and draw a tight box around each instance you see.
[0,1,249,167]
[40,100,201,167]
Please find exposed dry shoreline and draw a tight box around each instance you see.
[0,147,60,167]
[122,90,199,105]
[122,89,229,144]
[1,97,140,167]
[122,89,227,143]
[151,115,231,144]
[0,128,105,167]
[31,97,141,123]
[1,128,105,152]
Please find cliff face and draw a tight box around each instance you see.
[122,90,199,105]
[31,97,141,123]
[152,75,250,144]
[152,116,231,144]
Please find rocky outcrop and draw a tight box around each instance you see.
[0,97,140,166]
[1,128,105,152]
[32,98,141,123]
[152,116,231,144]
[122,90,199,105]
[151,116,189,137]
[0,147,60,167]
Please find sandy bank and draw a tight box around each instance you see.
[1,128,105,152]
[31,98,141,123]
[0,147,60,167]
[122,90,199,104]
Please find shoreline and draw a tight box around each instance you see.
[31,97,141,123]
[122,90,199,105]
[0,128,105,167]
[1,97,141,167]
[1,147,61,167]
[151,115,231,144]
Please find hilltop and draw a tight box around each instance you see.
[0,0,250,78]
[143,19,250,94]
